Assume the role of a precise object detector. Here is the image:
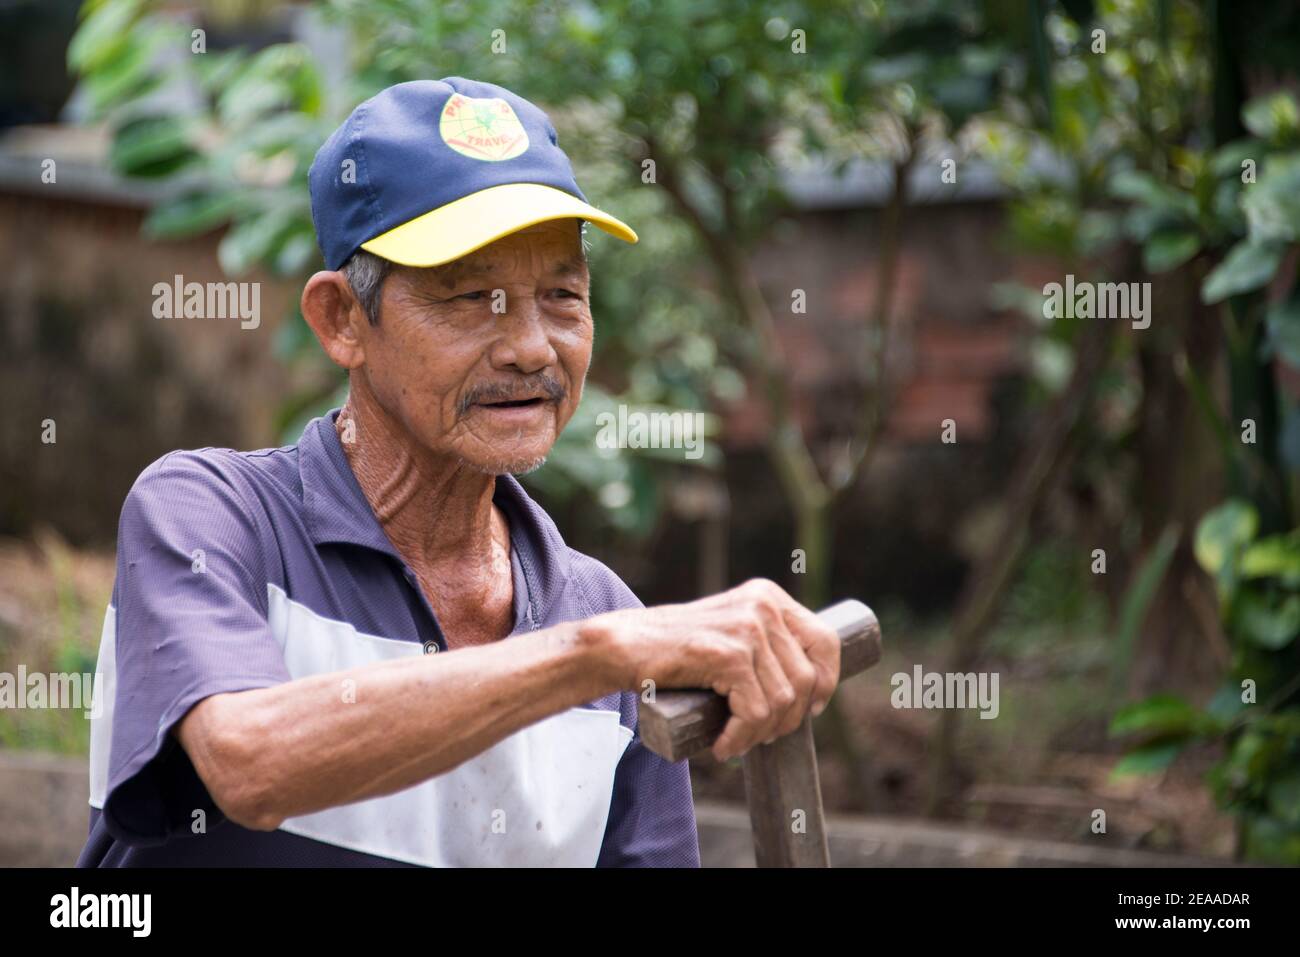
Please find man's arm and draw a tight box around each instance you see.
[177,578,841,835]
[176,617,616,831]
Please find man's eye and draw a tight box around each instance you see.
[456,291,487,301]
[554,289,582,299]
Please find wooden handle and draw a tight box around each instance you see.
[636,599,882,763]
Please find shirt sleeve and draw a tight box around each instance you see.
[566,550,701,867]
[597,721,701,867]
[101,451,291,846]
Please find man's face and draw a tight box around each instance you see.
[357,219,592,474]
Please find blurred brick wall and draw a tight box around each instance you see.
[730,201,1029,446]
[0,188,304,545]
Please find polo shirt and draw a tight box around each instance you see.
[76,408,699,867]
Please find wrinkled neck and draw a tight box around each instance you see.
[335,390,507,570]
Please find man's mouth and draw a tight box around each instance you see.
[477,397,547,409]
[461,378,566,419]
[470,395,555,423]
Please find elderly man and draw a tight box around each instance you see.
[78,78,839,868]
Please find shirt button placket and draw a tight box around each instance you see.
[403,565,447,653]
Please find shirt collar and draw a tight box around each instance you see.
[297,408,572,626]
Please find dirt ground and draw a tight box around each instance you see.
[690,625,1239,859]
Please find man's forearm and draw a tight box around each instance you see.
[178,617,627,830]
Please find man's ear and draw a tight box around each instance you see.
[302,272,367,370]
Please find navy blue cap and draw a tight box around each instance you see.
[308,78,636,271]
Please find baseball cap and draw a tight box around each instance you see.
[308,77,638,271]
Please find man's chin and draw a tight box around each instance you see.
[459,452,550,477]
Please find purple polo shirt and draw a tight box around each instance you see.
[77,409,699,867]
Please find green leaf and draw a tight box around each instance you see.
[1109,169,1197,221]
[1194,500,1258,576]
[1111,740,1185,777]
[80,27,166,116]
[1123,203,1183,243]
[1235,592,1300,650]
[1210,139,1264,178]
[216,44,322,126]
[67,0,144,75]
[1143,230,1200,273]
[216,202,304,276]
[143,192,240,240]
[1110,694,1197,738]
[193,48,249,94]
[1243,154,1300,243]
[1201,240,1285,304]
[1241,532,1300,583]
[108,116,195,178]
[1242,91,1300,145]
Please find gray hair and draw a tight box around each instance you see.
[339,248,393,326]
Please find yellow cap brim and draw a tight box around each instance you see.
[359,182,637,267]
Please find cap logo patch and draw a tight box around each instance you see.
[439,94,530,161]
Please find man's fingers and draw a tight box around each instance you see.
[711,674,769,761]
[783,604,840,712]
[765,620,817,738]
[711,714,748,763]
[749,624,798,745]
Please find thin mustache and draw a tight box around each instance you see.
[459,377,566,415]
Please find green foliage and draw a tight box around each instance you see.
[1198,124,1300,304]
[1242,91,1300,146]
[975,1,1300,861]
[1104,85,1300,859]
[1111,740,1184,776]
[1112,501,1300,863]
[1201,240,1284,303]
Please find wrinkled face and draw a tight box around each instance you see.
[358,220,591,474]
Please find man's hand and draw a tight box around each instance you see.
[588,578,841,763]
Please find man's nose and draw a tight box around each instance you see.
[488,296,558,374]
